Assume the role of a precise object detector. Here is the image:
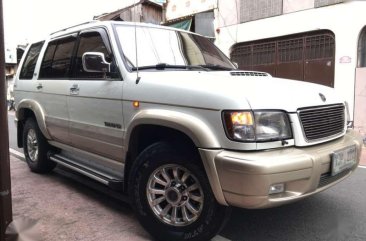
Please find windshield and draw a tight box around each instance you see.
[114,25,235,70]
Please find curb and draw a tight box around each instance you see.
[9,148,25,160]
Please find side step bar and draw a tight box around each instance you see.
[48,153,124,191]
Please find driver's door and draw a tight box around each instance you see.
[67,29,124,172]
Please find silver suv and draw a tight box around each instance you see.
[14,21,363,241]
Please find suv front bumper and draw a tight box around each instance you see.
[199,129,363,209]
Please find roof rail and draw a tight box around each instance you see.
[50,20,99,35]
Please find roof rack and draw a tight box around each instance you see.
[50,20,99,36]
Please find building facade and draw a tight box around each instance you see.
[94,0,163,25]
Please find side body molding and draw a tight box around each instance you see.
[125,109,221,149]
[17,99,51,139]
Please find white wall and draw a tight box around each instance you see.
[283,0,314,14]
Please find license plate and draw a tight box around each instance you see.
[331,145,357,176]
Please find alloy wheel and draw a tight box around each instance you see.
[26,129,38,162]
[146,164,204,227]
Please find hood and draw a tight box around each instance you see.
[128,70,344,112]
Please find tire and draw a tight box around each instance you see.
[23,118,56,173]
[128,142,231,241]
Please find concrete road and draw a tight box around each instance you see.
[7,110,366,241]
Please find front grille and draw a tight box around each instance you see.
[230,71,268,77]
[298,104,345,141]
[318,170,351,188]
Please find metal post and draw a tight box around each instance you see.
[0,0,13,239]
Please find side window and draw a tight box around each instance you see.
[74,31,118,79]
[39,36,77,79]
[19,41,44,79]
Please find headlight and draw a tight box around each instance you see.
[223,111,292,142]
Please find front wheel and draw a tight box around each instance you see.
[129,142,231,241]
[23,118,56,173]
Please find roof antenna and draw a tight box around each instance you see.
[133,0,141,84]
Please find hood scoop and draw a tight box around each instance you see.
[230,71,269,77]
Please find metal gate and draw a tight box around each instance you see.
[230,30,335,87]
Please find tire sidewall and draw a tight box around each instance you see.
[23,118,55,173]
[23,119,40,169]
[129,142,228,241]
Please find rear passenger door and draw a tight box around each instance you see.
[37,35,77,145]
[67,28,124,163]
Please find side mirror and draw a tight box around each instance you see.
[82,52,111,73]
[232,62,239,69]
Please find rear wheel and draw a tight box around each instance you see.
[129,142,231,241]
[23,118,56,173]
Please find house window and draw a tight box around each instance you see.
[195,11,215,38]
[315,0,344,8]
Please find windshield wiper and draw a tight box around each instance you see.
[131,63,208,71]
[199,64,235,71]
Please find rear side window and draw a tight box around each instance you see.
[19,41,44,79]
[39,36,77,79]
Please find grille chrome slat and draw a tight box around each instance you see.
[303,111,343,120]
[300,111,344,119]
[298,104,345,142]
[306,131,344,137]
[301,119,344,126]
[306,132,343,139]
[303,123,344,131]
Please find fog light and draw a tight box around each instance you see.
[269,183,285,194]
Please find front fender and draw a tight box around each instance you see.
[17,99,51,139]
[125,109,221,150]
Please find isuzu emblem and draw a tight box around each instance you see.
[319,93,326,102]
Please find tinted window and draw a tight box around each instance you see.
[19,41,44,79]
[74,31,117,79]
[39,42,57,79]
[39,36,76,79]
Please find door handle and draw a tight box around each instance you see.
[36,83,43,90]
[70,84,79,95]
